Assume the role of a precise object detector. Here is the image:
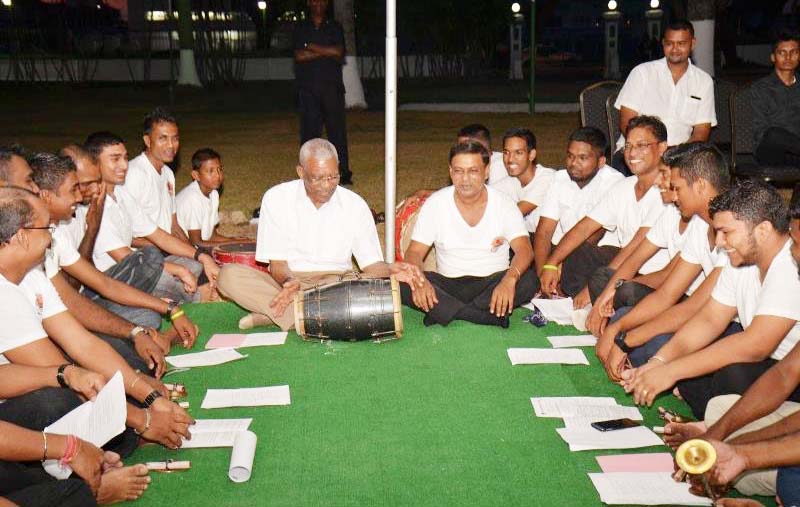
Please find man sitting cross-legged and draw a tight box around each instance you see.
[0,363,151,506]
[401,141,538,328]
[0,188,194,501]
[623,180,800,421]
[175,148,249,248]
[539,116,669,307]
[598,143,730,377]
[30,152,198,373]
[86,131,219,304]
[217,138,423,331]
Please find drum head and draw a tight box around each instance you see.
[390,276,403,338]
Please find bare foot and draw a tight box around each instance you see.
[663,421,707,450]
[714,498,765,507]
[97,464,150,505]
[197,283,220,302]
[673,387,685,400]
[102,451,123,472]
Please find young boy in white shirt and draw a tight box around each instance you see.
[175,148,247,247]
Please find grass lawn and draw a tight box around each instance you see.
[0,82,579,217]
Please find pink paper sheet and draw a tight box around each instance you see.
[596,453,675,473]
[206,334,245,349]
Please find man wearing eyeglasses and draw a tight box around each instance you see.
[217,138,424,331]
[612,20,716,173]
[750,30,800,166]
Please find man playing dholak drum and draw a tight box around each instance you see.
[216,138,423,331]
[401,142,539,328]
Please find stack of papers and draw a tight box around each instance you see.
[181,418,253,448]
[530,397,642,420]
[166,348,247,368]
[588,472,712,505]
[547,335,597,348]
[201,385,291,409]
[524,297,574,325]
[206,332,287,349]
[556,426,664,451]
[507,348,589,365]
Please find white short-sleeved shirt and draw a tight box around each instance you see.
[411,186,528,278]
[256,180,383,272]
[122,153,176,233]
[679,215,729,295]
[491,165,556,232]
[487,151,507,185]
[614,58,717,149]
[588,175,666,251]
[0,269,66,361]
[642,204,687,275]
[93,187,158,272]
[538,165,625,245]
[711,240,800,360]
[175,181,220,241]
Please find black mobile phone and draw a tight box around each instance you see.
[590,418,640,432]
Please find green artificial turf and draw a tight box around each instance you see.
[123,302,776,507]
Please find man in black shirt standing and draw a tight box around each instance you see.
[293,0,352,185]
[750,30,800,166]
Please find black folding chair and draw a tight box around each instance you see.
[579,81,622,159]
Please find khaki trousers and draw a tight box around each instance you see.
[705,394,800,496]
[216,264,347,331]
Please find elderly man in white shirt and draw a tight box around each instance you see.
[613,20,716,171]
[216,138,423,331]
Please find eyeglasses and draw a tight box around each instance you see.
[23,225,57,235]
[307,174,340,185]
[623,141,659,152]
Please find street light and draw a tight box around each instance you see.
[257,1,266,10]
[1,0,11,7]
[607,0,618,10]
[650,0,659,8]
[257,1,267,50]
[511,2,520,13]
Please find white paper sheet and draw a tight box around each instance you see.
[530,397,642,420]
[43,371,127,479]
[546,335,598,348]
[524,297,574,325]
[507,348,589,365]
[556,426,664,451]
[201,385,291,409]
[166,348,247,368]
[180,418,254,448]
[588,472,712,505]
[229,431,257,483]
[205,332,288,349]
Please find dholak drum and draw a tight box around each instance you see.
[211,242,269,273]
[293,277,403,342]
[394,195,437,272]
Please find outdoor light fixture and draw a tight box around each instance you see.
[258,1,267,10]
[511,2,521,13]
[1,0,10,6]
[607,0,618,10]
[650,0,659,8]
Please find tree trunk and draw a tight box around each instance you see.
[333,0,367,109]
[688,0,715,76]
[176,0,201,87]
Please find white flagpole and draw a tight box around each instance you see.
[384,0,397,261]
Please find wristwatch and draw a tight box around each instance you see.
[614,331,633,354]
[142,390,163,408]
[129,325,146,340]
[164,300,179,317]
[614,279,626,289]
[56,363,72,388]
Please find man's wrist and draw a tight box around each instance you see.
[129,325,146,341]
[614,331,633,354]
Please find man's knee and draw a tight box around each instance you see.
[588,266,614,302]
[704,394,741,425]
[216,264,251,299]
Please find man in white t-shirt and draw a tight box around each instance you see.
[539,116,668,305]
[217,138,423,331]
[624,181,800,421]
[175,148,247,246]
[0,187,193,472]
[598,143,730,377]
[85,131,219,303]
[534,127,624,274]
[402,142,538,328]
[490,127,555,233]
[611,20,716,171]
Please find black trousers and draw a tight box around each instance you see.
[587,266,655,307]
[560,242,620,297]
[679,355,800,420]
[755,127,800,166]
[400,270,539,327]
[0,461,96,507]
[297,84,350,178]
